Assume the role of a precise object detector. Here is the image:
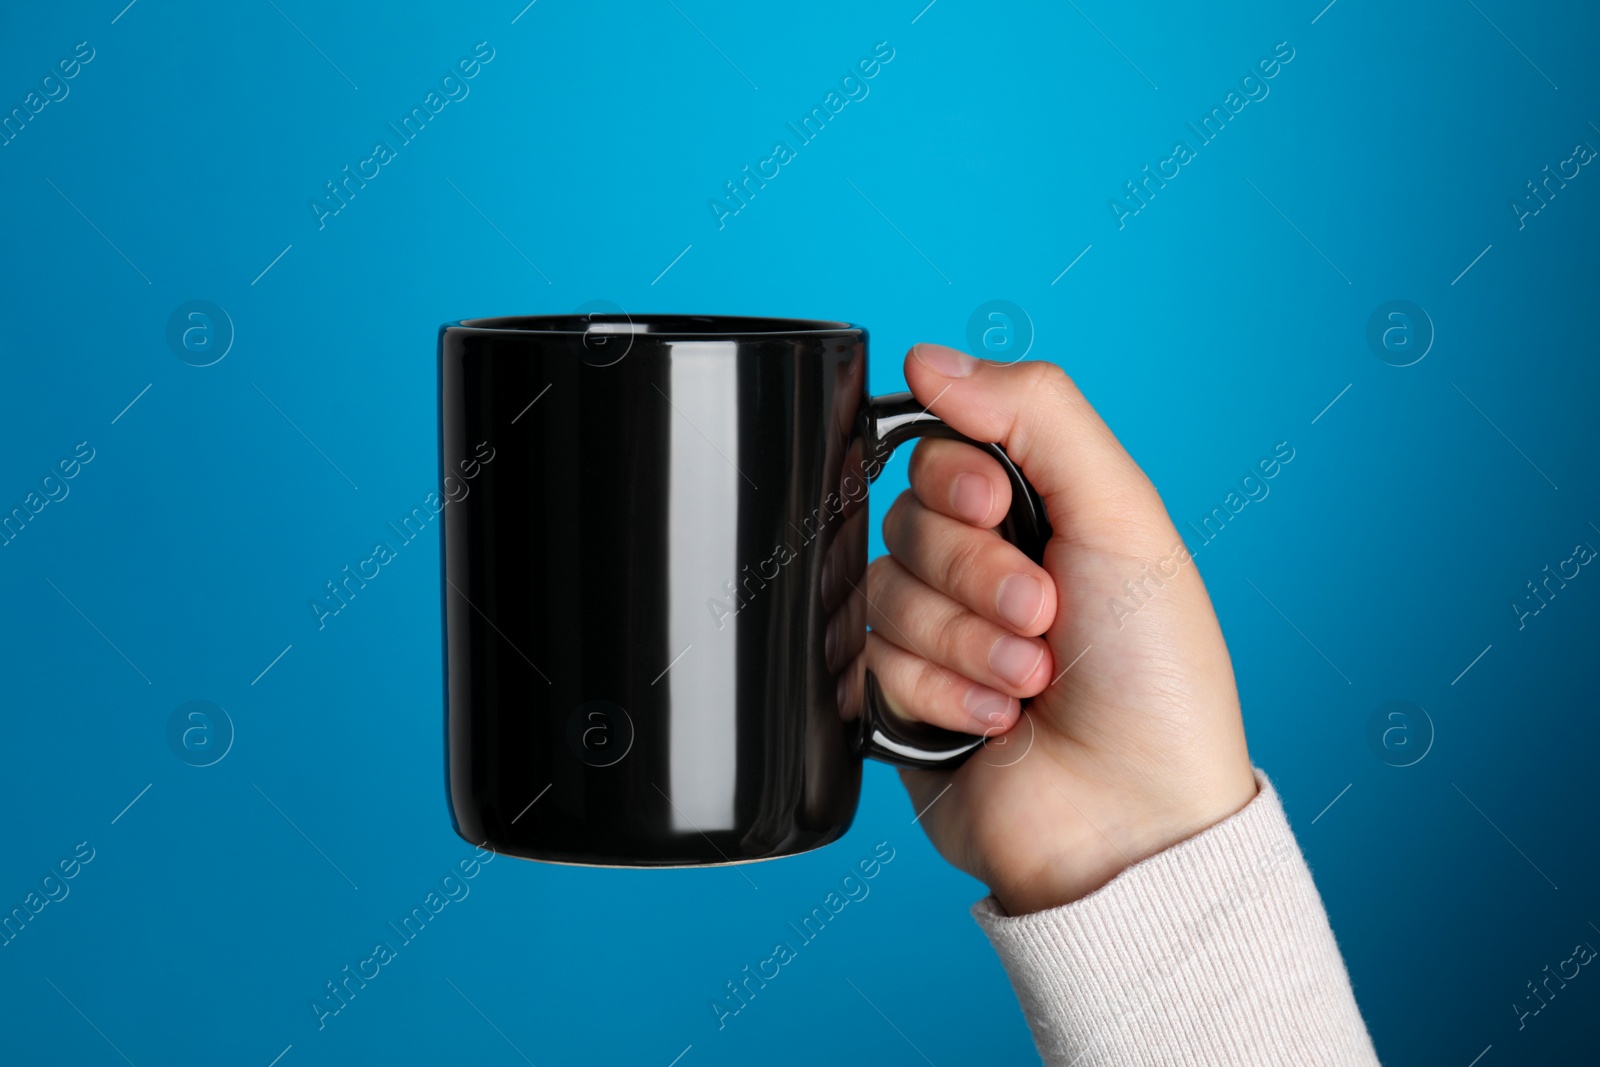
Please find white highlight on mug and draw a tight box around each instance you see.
[665,343,741,832]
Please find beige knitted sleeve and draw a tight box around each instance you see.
[972,769,1380,1066]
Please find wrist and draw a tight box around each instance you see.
[986,772,1261,916]
[988,849,1128,916]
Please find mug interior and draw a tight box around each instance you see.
[451,313,857,336]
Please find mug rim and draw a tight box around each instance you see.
[442,313,863,338]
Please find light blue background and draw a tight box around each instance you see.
[2,1,1597,1064]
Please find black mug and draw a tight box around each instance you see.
[438,314,1050,866]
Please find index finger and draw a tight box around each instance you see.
[904,344,1174,556]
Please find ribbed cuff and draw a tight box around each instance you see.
[972,769,1379,1066]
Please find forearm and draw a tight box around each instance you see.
[973,769,1380,1066]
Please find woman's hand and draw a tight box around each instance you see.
[837,344,1259,916]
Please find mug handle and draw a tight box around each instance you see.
[851,392,1054,770]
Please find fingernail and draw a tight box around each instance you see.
[996,574,1045,631]
[964,684,1014,729]
[912,343,976,378]
[950,473,993,526]
[836,674,850,714]
[989,635,1044,687]
[824,615,839,668]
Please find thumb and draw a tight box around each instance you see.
[903,343,1172,555]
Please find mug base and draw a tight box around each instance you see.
[454,824,852,869]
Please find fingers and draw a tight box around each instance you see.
[882,488,1055,638]
[841,631,1022,736]
[820,504,869,615]
[903,345,1172,554]
[864,553,1053,696]
[907,437,1012,527]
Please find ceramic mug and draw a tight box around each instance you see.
[439,314,1049,866]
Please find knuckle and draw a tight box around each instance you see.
[906,438,932,484]
[940,531,987,596]
[943,630,982,680]
[911,656,951,717]
[1023,362,1082,426]
[864,553,897,598]
[1028,359,1074,394]
[925,596,968,665]
[880,489,916,544]
[861,634,891,684]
